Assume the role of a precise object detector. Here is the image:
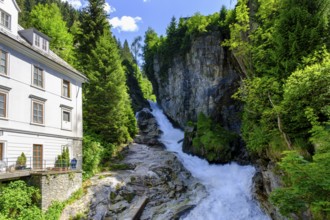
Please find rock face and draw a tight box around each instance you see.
[149,32,245,163]
[152,32,242,133]
[253,161,287,220]
[134,108,164,148]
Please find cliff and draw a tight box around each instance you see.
[148,32,248,163]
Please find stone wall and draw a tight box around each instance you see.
[30,171,82,210]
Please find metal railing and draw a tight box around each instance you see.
[0,157,80,174]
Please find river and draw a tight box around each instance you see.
[149,101,270,220]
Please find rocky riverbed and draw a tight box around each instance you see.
[61,109,207,219]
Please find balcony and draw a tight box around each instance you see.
[0,157,80,181]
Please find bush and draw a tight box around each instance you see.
[82,135,103,179]
[55,146,70,168]
[16,152,27,167]
[192,113,236,162]
[0,181,40,219]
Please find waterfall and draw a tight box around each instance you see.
[149,101,270,220]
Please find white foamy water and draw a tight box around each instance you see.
[149,102,270,220]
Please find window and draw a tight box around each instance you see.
[60,105,72,130]
[33,66,43,88]
[34,34,40,47]
[0,49,7,75]
[42,39,47,51]
[63,111,70,122]
[32,101,44,124]
[0,92,6,118]
[0,10,11,29]
[62,80,70,98]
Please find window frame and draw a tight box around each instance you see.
[34,34,40,47]
[0,9,11,30]
[0,91,7,119]
[31,99,45,125]
[42,38,47,51]
[32,65,44,89]
[61,107,72,131]
[0,49,8,76]
[62,79,71,99]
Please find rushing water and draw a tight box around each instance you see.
[149,102,270,220]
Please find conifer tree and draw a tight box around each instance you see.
[84,33,137,144]
[121,40,134,63]
[78,0,137,153]
[76,0,109,63]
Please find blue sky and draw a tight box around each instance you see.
[64,0,236,45]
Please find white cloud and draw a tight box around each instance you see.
[109,16,142,32]
[61,0,83,9]
[143,0,151,2]
[104,2,116,14]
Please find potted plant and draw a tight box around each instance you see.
[54,146,70,171]
[16,152,27,170]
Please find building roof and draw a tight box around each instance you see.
[19,28,52,41]
[0,25,87,82]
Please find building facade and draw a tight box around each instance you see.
[0,0,87,171]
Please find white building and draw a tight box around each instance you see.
[0,0,87,170]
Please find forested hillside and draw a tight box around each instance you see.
[143,0,330,219]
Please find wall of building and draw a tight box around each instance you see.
[0,43,83,138]
[30,171,82,210]
[0,131,83,168]
[0,0,19,36]
[0,42,83,163]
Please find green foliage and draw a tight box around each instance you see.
[83,33,136,145]
[16,152,27,166]
[234,76,282,153]
[76,0,110,66]
[270,143,330,218]
[29,3,75,63]
[77,0,137,168]
[43,202,65,220]
[222,0,250,53]
[55,146,70,168]
[271,0,330,78]
[16,0,79,29]
[82,134,103,179]
[281,52,330,139]
[0,181,40,219]
[192,113,236,162]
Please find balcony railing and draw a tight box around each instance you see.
[0,157,80,174]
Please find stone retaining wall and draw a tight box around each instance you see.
[30,171,82,210]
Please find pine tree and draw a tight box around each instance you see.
[78,0,137,152]
[271,0,330,78]
[84,33,136,144]
[76,0,109,63]
[121,40,133,63]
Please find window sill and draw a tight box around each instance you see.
[0,73,9,79]
[30,122,45,127]
[61,128,72,131]
[61,96,72,101]
[0,117,8,121]
[30,85,45,91]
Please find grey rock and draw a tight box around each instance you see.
[148,32,248,164]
